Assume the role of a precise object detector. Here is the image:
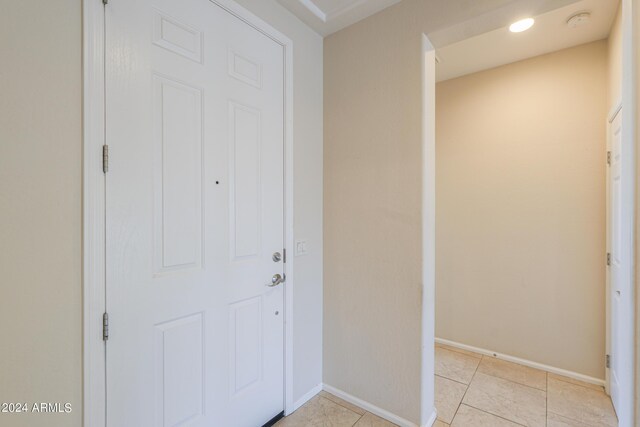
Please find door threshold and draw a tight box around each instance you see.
[262,411,285,427]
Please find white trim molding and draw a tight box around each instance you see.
[295,0,368,23]
[297,0,328,22]
[322,384,431,427]
[422,410,438,427]
[82,0,106,426]
[436,338,606,387]
[291,383,323,413]
[83,0,297,424]
[421,34,437,427]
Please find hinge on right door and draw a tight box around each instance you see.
[607,151,611,166]
[103,312,109,341]
[606,354,611,369]
[607,252,611,266]
[102,145,109,173]
[283,248,287,263]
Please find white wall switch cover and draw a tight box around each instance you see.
[295,240,308,256]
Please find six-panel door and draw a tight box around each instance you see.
[106,1,285,425]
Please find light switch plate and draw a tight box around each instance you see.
[295,240,308,256]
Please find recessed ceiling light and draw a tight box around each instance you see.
[509,18,535,33]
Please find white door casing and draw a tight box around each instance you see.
[606,105,633,424]
[103,0,292,425]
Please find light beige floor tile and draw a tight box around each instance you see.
[451,404,522,427]
[547,412,592,427]
[436,347,481,384]
[433,420,450,427]
[548,373,605,392]
[275,395,361,427]
[477,357,547,390]
[463,372,546,427]
[436,342,483,359]
[353,412,398,426]
[435,375,468,424]
[320,390,366,415]
[547,377,617,427]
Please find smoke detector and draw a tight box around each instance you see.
[567,12,591,28]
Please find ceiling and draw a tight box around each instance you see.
[276,0,402,36]
[275,0,600,38]
[276,0,619,82]
[435,0,619,82]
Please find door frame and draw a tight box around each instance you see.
[82,1,296,425]
[605,100,621,397]
[420,33,438,427]
[605,100,635,425]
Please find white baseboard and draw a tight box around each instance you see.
[322,384,421,427]
[289,383,323,415]
[435,338,606,387]
[422,409,438,427]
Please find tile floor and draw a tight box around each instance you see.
[276,343,618,427]
[434,343,617,426]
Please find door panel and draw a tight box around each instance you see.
[229,102,262,260]
[607,109,632,422]
[154,313,205,427]
[106,1,285,426]
[153,76,203,274]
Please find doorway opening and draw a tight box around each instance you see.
[422,1,634,425]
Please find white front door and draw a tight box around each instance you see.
[607,107,633,423]
[105,0,285,425]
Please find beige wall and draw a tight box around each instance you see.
[323,6,424,425]
[0,1,322,426]
[608,3,623,110]
[323,1,542,421]
[435,41,608,379]
[0,1,83,426]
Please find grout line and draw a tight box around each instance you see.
[350,411,365,427]
[546,410,617,427]
[548,374,605,392]
[448,354,481,424]
[479,355,549,392]
[460,403,528,426]
[319,394,365,418]
[436,343,483,360]
[437,345,483,360]
[546,373,548,427]
[435,373,471,387]
[473,370,549,394]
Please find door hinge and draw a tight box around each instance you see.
[283,248,287,263]
[607,252,611,266]
[102,145,109,173]
[607,151,611,166]
[102,0,108,5]
[103,312,109,341]
[606,354,611,369]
